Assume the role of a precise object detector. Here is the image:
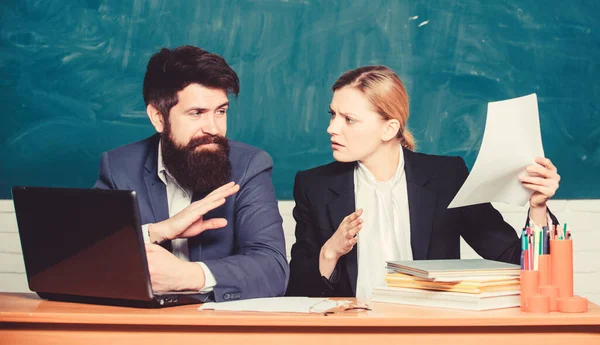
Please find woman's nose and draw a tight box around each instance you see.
[327,117,340,135]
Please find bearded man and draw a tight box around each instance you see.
[94,46,288,302]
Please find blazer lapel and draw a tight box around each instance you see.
[143,136,169,223]
[325,163,358,293]
[403,148,437,260]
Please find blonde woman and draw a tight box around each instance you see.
[286,66,560,298]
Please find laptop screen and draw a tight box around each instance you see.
[12,186,153,301]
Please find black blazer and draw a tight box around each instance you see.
[287,148,535,297]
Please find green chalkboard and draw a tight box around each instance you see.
[1,0,599,199]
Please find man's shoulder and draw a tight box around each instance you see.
[228,140,273,167]
[228,139,264,155]
[103,134,158,167]
[106,135,156,155]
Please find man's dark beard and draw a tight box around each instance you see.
[161,129,231,196]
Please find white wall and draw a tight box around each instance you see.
[1,199,599,304]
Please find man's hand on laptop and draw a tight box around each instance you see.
[145,243,206,292]
[148,182,240,244]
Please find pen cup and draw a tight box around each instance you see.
[538,254,551,286]
[557,296,588,313]
[539,285,559,312]
[527,294,550,313]
[520,270,539,312]
[550,239,573,298]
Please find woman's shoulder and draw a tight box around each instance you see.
[404,149,466,170]
[297,161,355,178]
[293,161,355,193]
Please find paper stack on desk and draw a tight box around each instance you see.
[384,272,520,294]
[372,259,521,311]
[386,258,521,281]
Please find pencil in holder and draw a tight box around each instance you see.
[538,254,551,286]
[550,239,573,298]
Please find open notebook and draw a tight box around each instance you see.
[198,297,370,314]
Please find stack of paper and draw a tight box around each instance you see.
[386,259,521,280]
[373,259,521,311]
[385,272,520,294]
[372,286,520,311]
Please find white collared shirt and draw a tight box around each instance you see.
[141,141,216,292]
[354,146,413,299]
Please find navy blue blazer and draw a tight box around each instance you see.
[287,148,527,297]
[94,134,289,302]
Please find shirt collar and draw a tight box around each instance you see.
[356,144,405,187]
[157,139,168,185]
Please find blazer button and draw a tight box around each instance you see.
[223,293,231,300]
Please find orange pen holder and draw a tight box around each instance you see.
[520,270,539,312]
[550,239,573,298]
[538,254,551,286]
[520,238,588,313]
[539,286,559,312]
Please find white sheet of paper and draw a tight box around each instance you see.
[448,93,544,208]
[198,297,347,313]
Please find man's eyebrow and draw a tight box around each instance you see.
[184,107,209,113]
[183,102,229,113]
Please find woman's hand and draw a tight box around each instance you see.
[319,209,363,278]
[519,157,560,224]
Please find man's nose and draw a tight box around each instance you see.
[201,115,219,135]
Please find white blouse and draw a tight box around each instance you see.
[354,147,413,299]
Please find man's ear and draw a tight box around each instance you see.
[382,119,401,142]
[147,104,164,133]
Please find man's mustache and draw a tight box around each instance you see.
[186,135,228,149]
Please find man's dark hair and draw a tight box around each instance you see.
[142,45,239,118]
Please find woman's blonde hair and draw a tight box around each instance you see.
[332,66,415,151]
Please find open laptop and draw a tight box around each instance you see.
[11,186,212,308]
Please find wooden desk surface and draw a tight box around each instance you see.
[2,293,600,345]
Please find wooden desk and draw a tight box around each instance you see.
[1,293,599,345]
